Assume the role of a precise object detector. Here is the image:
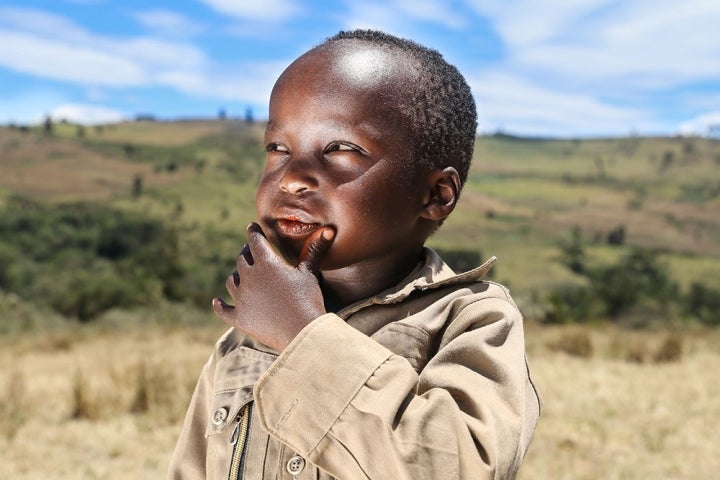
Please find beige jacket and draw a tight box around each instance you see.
[169,249,540,479]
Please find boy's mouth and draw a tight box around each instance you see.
[275,216,322,239]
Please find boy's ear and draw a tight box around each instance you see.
[420,167,461,221]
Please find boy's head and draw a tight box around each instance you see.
[322,30,478,186]
[256,30,477,271]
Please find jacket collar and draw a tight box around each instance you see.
[337,248,496,318]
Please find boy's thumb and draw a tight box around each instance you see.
[298,226,335,274]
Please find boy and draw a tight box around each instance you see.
[169,30,540,479]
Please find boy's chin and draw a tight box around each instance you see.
[271,237,303,265]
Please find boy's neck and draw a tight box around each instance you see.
[320,247,425,312]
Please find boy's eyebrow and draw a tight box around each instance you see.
[265,120,278,136]
[265,119,386,143]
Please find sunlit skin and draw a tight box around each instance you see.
[213,41,461,352]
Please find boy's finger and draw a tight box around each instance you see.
[212,296,237,326]
[298,226,335,274]
[238,244,253,267]
[244,222,275,264]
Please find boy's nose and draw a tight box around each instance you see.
[278,156,319,195]
[281,179,311,195]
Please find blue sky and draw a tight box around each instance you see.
[0,0,718,137]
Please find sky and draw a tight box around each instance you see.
[0,0,719,138]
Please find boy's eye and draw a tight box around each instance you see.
[325,142,359,153]
[266,143,289,153]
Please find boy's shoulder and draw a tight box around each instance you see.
[379,248,512,304]
[423,249,496,287]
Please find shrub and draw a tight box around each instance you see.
[543,286,599,324]
[548,330,593,358]
[684,283,720,326]
[558,226,586,274]
[589,249,678,320]
[0,370,27,440]
[0,201,183,321]
[434,248,482,273]
[606,225,626,246]
[548,246,682,326]
[652,334,683,363]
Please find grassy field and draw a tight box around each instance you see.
[1,312,718,479]
[1,120,719,477]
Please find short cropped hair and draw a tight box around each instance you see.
[322,29,477,187]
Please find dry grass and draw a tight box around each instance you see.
[0,322,226,480]
[519,323,720,479]
[1,322,718,479]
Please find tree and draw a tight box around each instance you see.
[559,226,586,274]
[43,115,53,135]
[132,174,143,199]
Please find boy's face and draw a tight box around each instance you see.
[256,43,434,271]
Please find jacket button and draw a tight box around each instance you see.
[286,455,306,475]
[211,407,228,425]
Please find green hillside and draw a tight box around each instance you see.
[1,120,719,325]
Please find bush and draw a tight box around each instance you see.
[548,330,593,358]
[558,226,586,274]
[546,246,683,326]
[0,200,183,321]
[589,249,678,320]
[684,283,720,326]
[543,286,599,324]
[652,334,683,363]
[434,249,482,273]
[606,225,626,246]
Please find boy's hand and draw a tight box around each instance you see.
[212,222,335,352]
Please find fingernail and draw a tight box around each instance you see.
[322,227,335,241]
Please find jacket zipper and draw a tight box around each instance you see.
[228,403,251,480]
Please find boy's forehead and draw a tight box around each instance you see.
[278,42,417,96]
[331,46,414,90]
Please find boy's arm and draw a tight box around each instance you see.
[253,294,540,480]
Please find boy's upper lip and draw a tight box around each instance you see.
[273,206,319,225]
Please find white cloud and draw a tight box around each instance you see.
[156,59,287,106]
[470,72,650,136]
[466,0,609,47]
[198,0,303,21]
[342,0,468,33]
[132,9,205,37]
[0,7,206,87]
[50,103,126,124]
[466,0,720,88]
[394,0,468,29]
[0,7,272,105]
[461,0,720,135]
[0,6,88,41]
[0,29,147,86]
[678,111,720,137]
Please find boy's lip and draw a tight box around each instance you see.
[274,213,322,239]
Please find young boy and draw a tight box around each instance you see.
[169,30,540,480]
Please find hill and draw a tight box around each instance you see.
[1,119,719,322]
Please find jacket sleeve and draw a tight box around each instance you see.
[167,350,216,480]
[253,290,540,480]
